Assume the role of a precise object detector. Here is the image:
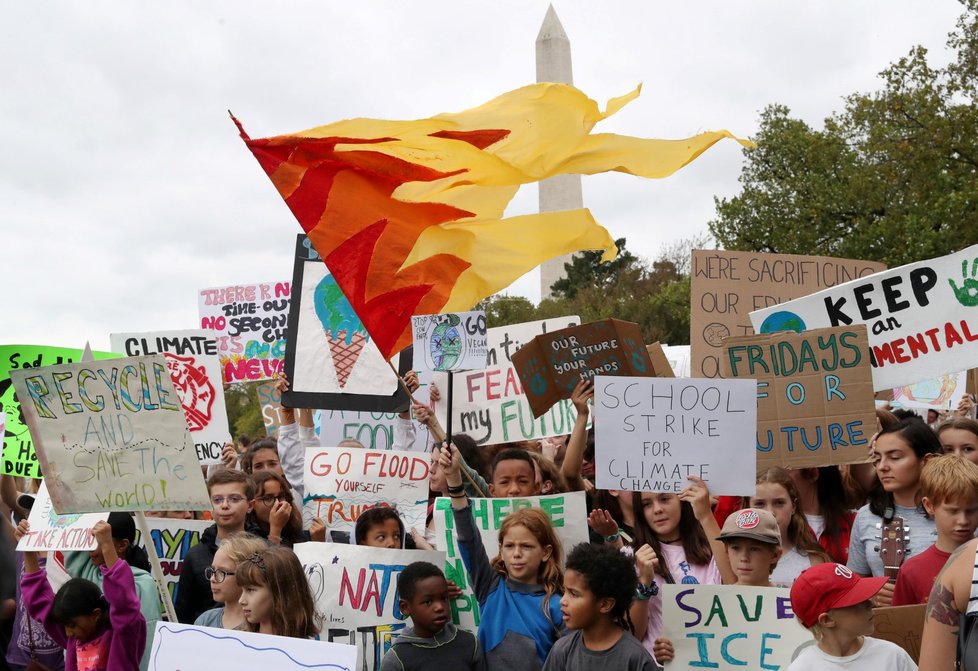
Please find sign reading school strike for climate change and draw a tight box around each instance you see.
[661,585,811,671]
[690,249,886,379]
[432,492,589,632]
[109,330,231,465]
[512,319,659,418]
[433,316,581,445]
[198,280,291,383]
[302,447,430,534]
[293,543,446,671]
[9,354,210,514]
[721,326,876,470]
[1,345,118,479]
[751,245,978,391]
[411,311,488,372]
[594,376,757,496]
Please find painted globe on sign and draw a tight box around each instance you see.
[759,310,806,334]
[431,322,462,371]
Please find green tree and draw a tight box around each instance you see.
[711,1,978,267]
[550,237,637,300]
[224,382,267,440]
[474,294,538,327]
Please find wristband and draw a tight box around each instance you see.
[446,484,465,494]
[604,530,621,543]
[636,581,658,600]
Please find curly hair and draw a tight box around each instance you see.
[397,561,445,602]
[565,542,636,632]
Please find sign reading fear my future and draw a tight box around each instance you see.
[721,325,876,470]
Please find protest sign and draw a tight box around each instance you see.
[434,316,581,445]
[594,376,757,496]
[873,604,924,663]
[662,344,691,377]
[432,491,589,631]
[646,342,675,377]
[150,621,357,671]
[512,319,655,418]
[284,235,409,412]
[1,345,117,478]
[198,279,290,383]
[294,542,445,670]
[17,482,107,552]
[316,409,432,452]
[893,371,969,411]
[691,249,885,379]
[302,447,429,534]
[661,584,812,670]
[721,326,876,470]
[110,330,230,465]
[10,354,210,513]
[256,380,286,438]
[751,245,978,390]
[411,311,488,372]
[132,517,210,606]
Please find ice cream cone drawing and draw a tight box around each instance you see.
[314,274,370,389]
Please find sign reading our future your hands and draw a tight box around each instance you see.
[9,355,210,514]
[411,311,488,372]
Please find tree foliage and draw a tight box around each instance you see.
[224,382,267,440]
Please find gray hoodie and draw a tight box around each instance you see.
[380,623,485,671]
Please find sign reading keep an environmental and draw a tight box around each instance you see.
[294,542,446,670]
[302,447,429,534]
[411,311,488,372]
[750,245,978,390]
[434,316,582,445]
[10,355,210,514]
[594,376,757,496]
[512,319,657,418]
[661,585,811,670]
[17,482,108,552]
[110,330,231,465]
[721,326,875,470]
[198,280,291,383]
[690,250,885,379]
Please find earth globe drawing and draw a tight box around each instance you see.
[759,311,806,334]
[431,317,463,371]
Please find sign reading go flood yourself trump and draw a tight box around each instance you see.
[10,355,210,514]
[751,245,978,390]
[594,376,757,496]
[721,326,876,470]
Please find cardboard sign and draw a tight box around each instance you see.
[893,371,969,411]
[294,542,445,670]
[411,311,488,372]
[750,245,978,390]
[149,621,357,671]
[110,330,231,465]
[721,326,876,470]
[593,376,757,496]
[432,491,589,631]
[10,354,210,513]
[661,584,812,670]
[873,604,925,664]
[17,482,108,552]
[434,316,582,445]
[512,319,656,418]
[256,380,287,439]
[133,517,210,606]
[283,235,410,412]
[302,447,430,534]
[646,342,675,377]
[1,345,117,478]
[198,279,291,383]
[691,249,886,379]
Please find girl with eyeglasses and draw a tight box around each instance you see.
[248,471,308,547]
[195,533,268,631]
[236,547,320,639]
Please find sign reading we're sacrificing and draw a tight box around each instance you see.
[721,326,876,470]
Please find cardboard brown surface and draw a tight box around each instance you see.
[690,249,885,379]
[872,604,925,663]
[646,342,676,377]
[721,325,876,469]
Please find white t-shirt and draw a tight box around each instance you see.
[806,513,825,540]
[788,636,917,670]
[771,546,815,587]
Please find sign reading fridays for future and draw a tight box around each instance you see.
[751,244,978,390]
[10,354,210,514]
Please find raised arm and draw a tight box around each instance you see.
[680,476,734,585]
[561,379,593,492]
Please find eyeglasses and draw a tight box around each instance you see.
[257,494,290,506]
[204,567,234,583]
[211,495,248,506]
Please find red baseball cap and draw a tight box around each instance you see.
[790,563,888,628]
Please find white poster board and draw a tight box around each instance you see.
[110,330,231,465]
[892,371,969,411]
[594,376,757,497]
[751,244,978,390]
[316,409,432,452]
[10,354,210,513]
[17,482,108,551]
[133,518,211,605]
[661,345,691,377]
[411,311,488,372]
[302,447,430,534]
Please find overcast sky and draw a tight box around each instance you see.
[1,1,965,351]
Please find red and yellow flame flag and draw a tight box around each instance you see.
[233,83,750,358]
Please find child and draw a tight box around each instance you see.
[381,561,485,671]
[892,454,978,605]
[789,563,916,669]
[489,448,540,498]
[936,417,978,464]
[250,471,306,546]
[175,469,258,623]
[717,508,783,587]
[355,507,408,549]
[441,443,564,671]
[16,519,146,671]
[235,546,320,638]
[543,543,657,670]
[194,532,269,630]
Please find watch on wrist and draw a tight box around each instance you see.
[604,529,621,543]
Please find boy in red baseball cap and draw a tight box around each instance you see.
[788,562,917,669]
